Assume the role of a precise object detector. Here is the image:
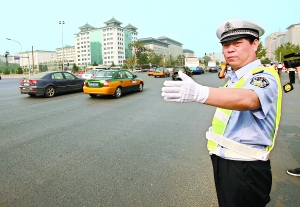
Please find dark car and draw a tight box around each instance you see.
[199,67,205,74]
[19,72,85,97]
[172,66,193,80]
[208,66,218,73]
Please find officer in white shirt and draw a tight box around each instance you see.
[277,62,283,75]
[161,19,282,207]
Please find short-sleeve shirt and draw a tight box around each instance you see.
[219,60,279,160]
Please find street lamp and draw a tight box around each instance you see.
[59,21,65,71]
[6,38,23,74]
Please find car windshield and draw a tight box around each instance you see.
[174,67,185,72]
[94,71,115,78]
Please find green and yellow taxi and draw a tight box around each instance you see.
[147,68,156,76]
[83,69,144,98]
[153,67,170,78]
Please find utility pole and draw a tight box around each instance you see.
[59,21,65,71]
[5,51,10,68]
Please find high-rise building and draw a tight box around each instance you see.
[157,36,183,58]
[138,37,169,56]
[56,45,75,67]
[74,23,96,67]
[183,49,194,57]
[74,18,138,68]
[286,23,300,46]
[264,22,300,62]
[139,36,183,58]
[264,32,285,61]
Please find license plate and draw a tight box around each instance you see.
[90,82,98,86]
[23,83,29,86]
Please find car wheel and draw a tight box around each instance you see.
[114,87,122,98]
[137,83,143,92]
[89,94,97,98]
[45,86,55,98]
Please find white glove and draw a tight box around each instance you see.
[161,71,209,103]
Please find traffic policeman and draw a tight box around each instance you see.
[161,19,282,207]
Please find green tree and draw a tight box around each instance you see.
[4,68,10,74]
[274,42,300,62]
[92,62,98,66]
[256,42,266,59]
[111,62,116,67]
[72,64,79,73]
[125,54,136,70]
[129,40,152,66]
[176,54,185,66]
[261,57,271,64]
[149,53,163,66]
[202,55,211,67]
[16,67,23,74]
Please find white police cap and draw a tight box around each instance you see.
[216,19,264,43]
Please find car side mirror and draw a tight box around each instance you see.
[133,75,137,78]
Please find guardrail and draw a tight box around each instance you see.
[1,74,29,79]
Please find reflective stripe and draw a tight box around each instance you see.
[243,71,253,83]
[214,108,230,124]
[206,131,269,161]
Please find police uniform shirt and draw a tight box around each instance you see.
[219,59,279,160]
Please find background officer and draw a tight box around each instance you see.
[277,62,283,76]
[161,19,282,207]
[218,63,231,79]
[287,67,296,83]
[286,66,300,176]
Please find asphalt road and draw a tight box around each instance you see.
[0,71,299,207]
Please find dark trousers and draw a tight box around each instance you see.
[289,71,295,84]
[210,155,272,207]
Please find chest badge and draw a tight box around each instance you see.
[250,77,270,88]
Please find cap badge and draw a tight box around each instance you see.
[224,22,234,32]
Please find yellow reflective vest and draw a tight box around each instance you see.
[206,67,282,160]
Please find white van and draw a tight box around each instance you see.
[81,65,110,79]
[110,66,122,70]
[81,69,104,79]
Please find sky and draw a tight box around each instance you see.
[1,0,299,58]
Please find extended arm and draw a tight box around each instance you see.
[162,71,261,111]
[205,87,260,111]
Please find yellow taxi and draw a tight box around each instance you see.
[83,70,144,98]
[147,68,156,76]
[153,67,170,78]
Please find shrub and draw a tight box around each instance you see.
[3,68,10,74]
